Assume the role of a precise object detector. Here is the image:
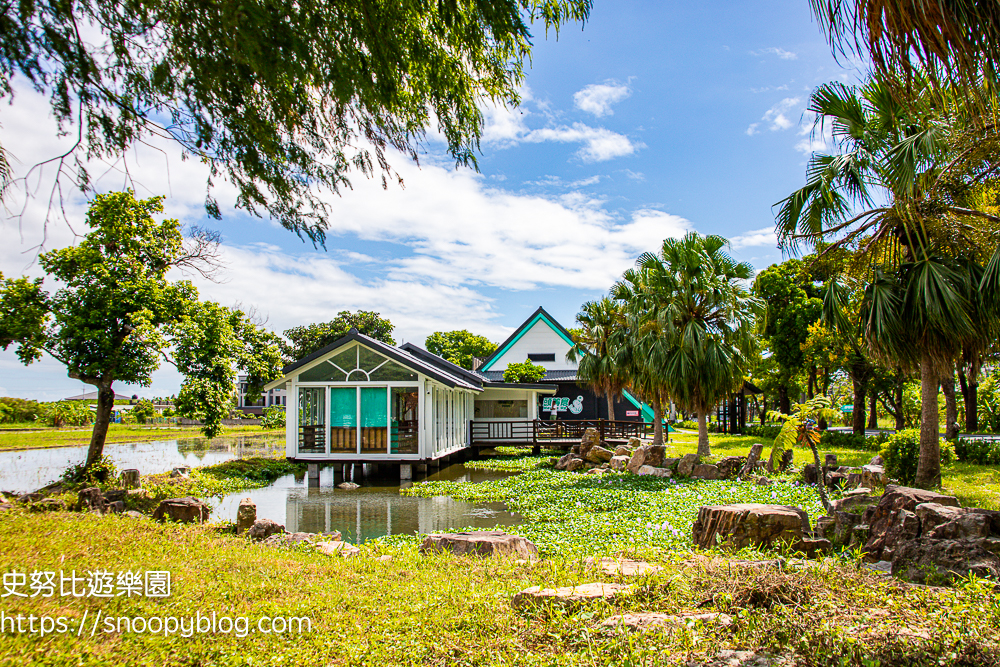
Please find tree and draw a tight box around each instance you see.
[614,233,761,457]
[770,396,841,514]
[425,330,497,369]
[0,191,282,468]
[503,360,547,383]
[0,0,591,241]
[567,298,628,420]
[775,73,1000,488]
[282,311,395,362]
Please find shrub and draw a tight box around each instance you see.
[677,420,698,430]
[39,401,95,427]
[130,399,156,424]
[0,397,44,423]
[60,455,119,488]
[745,423,782,439]
[880,429,956,485]
[820,430,890,452]
[502,360,547,383]
[261,406,286,429]
[954,437,1000,465]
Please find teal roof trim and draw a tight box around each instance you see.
[481,311,576,372]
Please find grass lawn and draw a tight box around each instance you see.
[0,425,283,452]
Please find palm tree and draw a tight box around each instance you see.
[567,298,628,421]
[613,233,761,457]
[776,73,1000,488]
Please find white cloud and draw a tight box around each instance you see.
[751,47,798,60]
[524,123,641,162]
[747,97,802,135]
[623,169,645,181]
[745,123,760,136]
[730,226,777,250]
[573,81,631,117]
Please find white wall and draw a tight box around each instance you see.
[489,321,576,371]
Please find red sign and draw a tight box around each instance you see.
[625,410,640,417]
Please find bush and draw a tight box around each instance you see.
[0,397,44,423]
[820,430,890,452]
[502,360,547,383]
[954,437,1000,465]
[130,399,156,424]
[745,423,782,439]
[677,420,698,430]
[261,406,286,429]
[39,401,94,427]
[881,429,956,485]
[60,455,119,488]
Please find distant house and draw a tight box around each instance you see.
[264,306,656,466]
[63,391,132,402]
[236,376,287,416]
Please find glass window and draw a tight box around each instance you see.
[299,361,347,382]
[329,387,356,453]
[358,347,388,372]
[391,387,419,454]
[329,347,357,372]
[360,387,388,453]
[369,360,418,381]
[298,387,326,454]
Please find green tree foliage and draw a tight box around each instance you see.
[0,191,283,467]
[39,401,94,427]
[130,399,156,425]
[425,330,497,369]
[613,233,761,455]
[0,397,43,423]
[567,298,627,420]
[261,406,286,429]
[0,0,590,240]
[503,360,547,383]
[283,311,395,362]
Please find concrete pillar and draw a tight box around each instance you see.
[307,463,320,488]
[332,463,344,484]
[416,463,428,474]
[399,464,413,481]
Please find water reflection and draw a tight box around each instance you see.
[0,435,284,493]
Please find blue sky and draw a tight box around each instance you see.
[0,0,865,400]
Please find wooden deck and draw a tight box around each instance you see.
[470,419,647,449]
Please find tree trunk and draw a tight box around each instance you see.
[852,376,867,436]
[914,354,942,489]
[895,374,905,431]
[807,367,816,399]
[942,376,959,440]
[697,410,711,458]
[760,397,767,425]
[958,369,978,433]
[867,391,878,429]
[778,385,790,414]
[807,434,832,514]
[85,385,115,469]
[651,396,663,446]
[606,392,615,422]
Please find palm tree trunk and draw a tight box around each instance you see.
[914,353,942,489]
[867,391,879,429]
[807,435,832,514]
[651,396,663,446]
[852,375,867,436]
[697,410,711,458]
[942,376,959,439]
[86,385,115,468]
[959,369,978,432]
[895,373,906,431]
[606,392,615,421]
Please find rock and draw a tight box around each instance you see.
[419,531,539,559]
[847,472,863,488]
[914,503,1000,541]
[105,500,124,514]
[76,487,106,514]
[609,455,630,472]
[869,455,884,466]
[778,449,794,472]
[755,477,773,486]
[692,503,822,554]
[127,489,150,499]
[584,557,664,577]
[829,492,875,514]
[124,510,146,519]
[863,485,960,561]
[337,482,360,490]
[645,445,665,468]
[614,445,631,457]
[120,469,141,489]
[802,464,819,485]
[825,453,838,468]
[0,503,13,512]
[264,531,321,546]
[637,465,672,478]
[170,466,191,478]
[627,436,642,449]
[29,498,66,512]
[739,443,765,478]
[152,497,210,523]
[248,517,285,540]
[861,464,887,488]
[677,453,700,477]
[17,492,43,504]
[691,463,722,480]
[585,468,604,476]
[826,472,848,489]
[716,456,745,479]
[236,498,256,534]
[600,611,732,632]
[555,453,575,470]
[377,554,393,562]
[565,458,585,472]
[891,537,1000,584]
[585,445,614,464]
[316,540,361,557]
[512,583,631,609]
[579,428,601,459]
[103,489,126,503]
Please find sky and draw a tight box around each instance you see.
[0,0,866,401]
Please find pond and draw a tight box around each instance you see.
[2,436,522,543]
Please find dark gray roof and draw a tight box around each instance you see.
[479,369,579,383]
[398,342,486,388]
[283,329,482,391]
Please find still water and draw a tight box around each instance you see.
[1,435,522,543]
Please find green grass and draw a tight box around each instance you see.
[0,424,283,451]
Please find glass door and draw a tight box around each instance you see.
[360,387,388,453]
[298,387,326,454]
[329,387,357,453]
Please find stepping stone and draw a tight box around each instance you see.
[315,541,361,557]
[512,583,631,609]
[420,531,538,559]
[600,611,733,632]
[584,557,664,576]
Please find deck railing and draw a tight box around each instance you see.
[470,419,644,445]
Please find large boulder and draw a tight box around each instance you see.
[248,517,285,540]
[565,458,585,472]
[29,498,66,512]
[692,504,828,555]
[914,503,1000,541]
[626,445,665,474]
[236,498,257,535]
[554,452,575,470]
[152,497,210,524]
[677,453,699,477]
[579,428,601,459]
[637,465,671,478]
[716,456,745,480]
[863,485,960,561]
[626,436,642,449]
[614,445,631,457]
[609,455,630,472]
[691,464,721,480]
[891,538,1000,584]
[76,487,106,514]
[861,464,887,488]
[420,531,538,559]
[585,445,614,464]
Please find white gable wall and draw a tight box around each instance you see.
[489,320,576,371]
